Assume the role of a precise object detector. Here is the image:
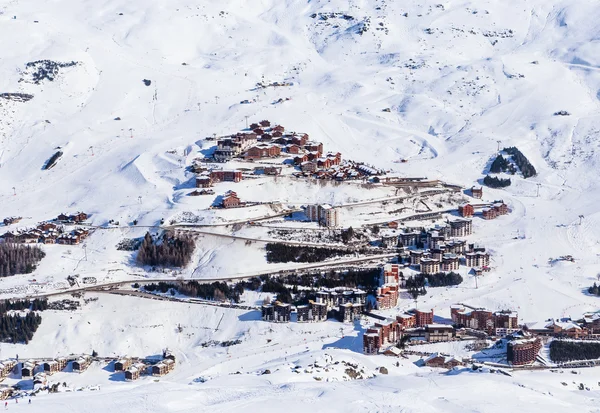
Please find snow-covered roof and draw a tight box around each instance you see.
[423,352,460,364]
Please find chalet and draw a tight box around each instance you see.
[222,191,241,209]
[57,213,70,222]
[33,372,47,386]
[304,142,323,156]
[0,361,16,379]
[301,161,317,173]
[72,212,88,223]
[0,385,12,401]
[471,186,483,199]
[327,152,342,165]
[210,170,242,183]
[316,158,332,169]
[151,358,175,377]
[249,122,260,130]
[292,133,309,146]
[423,353,462,369]
[19,233,39,244]
[294,154,309,165]
[259,120,271,128]
[272,125,285,133]
[72,356,92,373]
[252,128,264,135]
[37,222,57,231]
[39,234,57,244]
[492,202,509,215]
[458,204,474,218]
[272,130,283,138]
[114,357,133,372]
[245,144,281,160]
[261,133,272,141]
[286,144,301,154]
[125,363,146,381]
[42,358,67,375]
[196,174,212,188]
[482,208,497,220]
[21,361,36,378]
[0,232,16,241]
[425,324,455,342]
[263,166,281,176]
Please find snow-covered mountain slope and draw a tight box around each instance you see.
[2,0,600,410]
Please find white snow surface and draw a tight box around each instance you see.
[1,0,600,410]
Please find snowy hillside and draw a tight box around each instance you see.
[2,0,600,410]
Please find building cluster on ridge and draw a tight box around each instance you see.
[0,213,91,245]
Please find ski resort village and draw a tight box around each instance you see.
[2,0,600,411]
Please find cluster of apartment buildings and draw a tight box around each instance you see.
[210,120,327,165]
[261,288,367,324]
[458,201,509,220]
[363,308,439,354]
[450,305,519,336]
[386,220,492,274]
[0,221,91,245]
[305,204,340,228]
[117,350,176,381]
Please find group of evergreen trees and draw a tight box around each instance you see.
[587,283,600,296]
[490,154,516,174]
[144,281,244,303]
[483,175,512,188]
[0,312,42,344]
[0,299,48,344]
[504,147,537,178]
[550,340,600,362]
[0,243,46,277]
[0,298,47,313]
[136,232,195,268]
[405,272,463,297]
[265,243,365,263]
